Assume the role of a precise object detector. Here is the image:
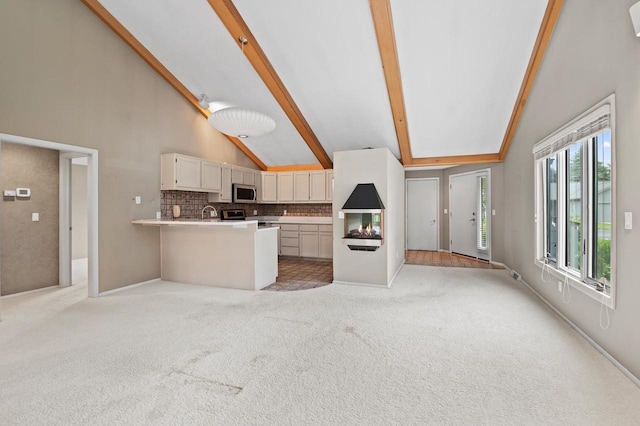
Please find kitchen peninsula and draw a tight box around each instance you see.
[132,219,278,290]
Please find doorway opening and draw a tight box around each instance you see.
[0,132,99,298]
[449,169,491,261]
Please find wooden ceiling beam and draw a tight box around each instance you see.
[498,0,564,160]
[369,0,412,166]
[409,153,502,167]
[207,0,333,170]
[81,0,267,171]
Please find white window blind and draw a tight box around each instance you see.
[533,104,611,161]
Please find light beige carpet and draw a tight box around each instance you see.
[1,265,639,425]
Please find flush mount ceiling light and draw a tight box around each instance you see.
[198,93,276,139]
[631,1,640,36]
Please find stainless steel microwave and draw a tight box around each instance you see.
[232,183,257,203]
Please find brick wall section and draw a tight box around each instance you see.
[161,190,332,219]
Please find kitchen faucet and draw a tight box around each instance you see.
[201,205,218,220]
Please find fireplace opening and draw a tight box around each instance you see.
[341,183,385,251]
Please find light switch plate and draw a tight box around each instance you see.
[135,196,141,205]
[32,212,39,222]
[492,209,496,216]
[4,190,16,197]
[156,211,161,219]
[625,212,633,230]
[444,208,448,214]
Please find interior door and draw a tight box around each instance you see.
[450,172,489,260]
[406,179,438,251]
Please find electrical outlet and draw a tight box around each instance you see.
[444,208,448,214]
[156,211,161,219]
[283,210,287,216]
[253,210,257,215]
[558,281,562,292]
[32,212,39,222]
[135,196,141,205]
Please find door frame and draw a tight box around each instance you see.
[448,169,491,261]
[405,177,440,251]
[0,132,99,298]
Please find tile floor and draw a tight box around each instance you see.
[263,258,333,292]
[265,250,503,292]
[405,250,504,269]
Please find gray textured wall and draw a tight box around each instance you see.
[0,0,257,293]
[1,143,59,295]
[503,0,640,378]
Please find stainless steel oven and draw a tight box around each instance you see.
[232,184,257,203]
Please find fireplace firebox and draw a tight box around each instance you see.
[341,183,385,251]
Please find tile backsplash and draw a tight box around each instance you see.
[161,190,332,219]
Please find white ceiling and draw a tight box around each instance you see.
[95,0,548,167]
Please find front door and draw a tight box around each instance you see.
[449,171,490,260]
[406,179,438,251]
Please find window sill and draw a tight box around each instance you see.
[534,259,615,309]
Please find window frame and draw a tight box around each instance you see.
[533,95,616,309]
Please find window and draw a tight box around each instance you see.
[477,175,488,251]
[534,95,615,308]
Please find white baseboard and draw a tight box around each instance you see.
[438,249,450,253]
[505,264,640,389]
[388,260,406,288]
[332,280,389,289]
[0,285,59,299]
[490,260,506,268]
[99,278,160,297]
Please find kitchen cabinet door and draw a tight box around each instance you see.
[325,171,334,201]
[309,171,326,201]
[231,167,243,184]
[262,172,277,202]
[294,172,310,201]
[299,232,319,258]
[319,233,333,259]
[161,154,201,190]
[220,165,232,202]
[278,173,294,202]
[201,161,222,191]
[243,170,255,186]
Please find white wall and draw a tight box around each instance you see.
[503,0,640,379]
[333,148,404,286]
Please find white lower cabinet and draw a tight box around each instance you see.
[279,224,299,256]
[319,225,333,259]
[275,223,332,259]
[299,225,320,258]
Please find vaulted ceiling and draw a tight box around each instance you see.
[82,0,562,171]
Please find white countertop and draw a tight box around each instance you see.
[133,216,332,227]
[132,219,258,228]
[252,216,332,224]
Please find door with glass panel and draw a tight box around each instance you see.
[449,171,490,260]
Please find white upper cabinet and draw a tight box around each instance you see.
[243,170,256,186]
[309,171,326,201]
[325,171,334,201]
[220,165,232,202]
[201,160,222,191]
[262,172,277,202]
[278,173,294,202]
[231,168,243,185]
[162,153,333,204]
[294,172,310,201]
[161,153,201,190]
